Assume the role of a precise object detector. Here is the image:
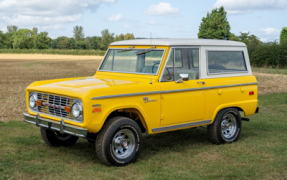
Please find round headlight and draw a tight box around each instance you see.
[29,94,37,108]
[72,102,83,118]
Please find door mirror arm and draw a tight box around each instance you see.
[175,74,189,83]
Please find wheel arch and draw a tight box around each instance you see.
[104,107,148,133]
[211,105,245,123]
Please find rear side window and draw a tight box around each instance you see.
[207,51,247,74]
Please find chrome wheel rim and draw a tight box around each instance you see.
[112,129,135,159]
[221,113,237,138]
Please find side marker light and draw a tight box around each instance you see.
[92,107,101,113]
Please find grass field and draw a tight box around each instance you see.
[0,55,287,179]
[1,93,287,179]
[252,67,287,75]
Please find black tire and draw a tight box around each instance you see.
[96,116,143,166]
[40,127,79,147]
[87,139,96,144]
[207,108,241,144]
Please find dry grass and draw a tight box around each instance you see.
[0,55,102,122]
[254,72,287,94]
[0,54,287,122]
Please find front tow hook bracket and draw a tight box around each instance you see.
[60,119,65,134]
[35,113,40,127]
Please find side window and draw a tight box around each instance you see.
[207,51,247,74]
[161,48,199,82]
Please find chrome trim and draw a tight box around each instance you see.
[206,50,248,75]
[71,100,83,121]
[152,120,212,133]
[23,113,87,138]
[91,91,162,100]
[175,74,189,83]
[159,46,201,82]
[98,48,166,76]
[91,82,258,100]
[161,82,258,94]
[29,93,37,108]
[29,91,83,123]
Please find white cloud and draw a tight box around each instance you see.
[102,0,116,2]
[255,28,281,42]
[145,2,179,16]
[213,0,287,14]
[0,0,116,31]
[147,20,163,26]
[106,14,123,22]
[123,24,132,29]
[2,14,82,26]
[42,25,65,30]
[259,28,280,36]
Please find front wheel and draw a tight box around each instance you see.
[207,108,242,144]
[96,116,143,166]
[40,127,79,147]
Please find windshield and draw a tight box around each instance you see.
[99,49,165,74]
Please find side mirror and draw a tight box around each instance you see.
[175,74,189,83]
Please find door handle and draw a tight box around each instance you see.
[197,81,205,85]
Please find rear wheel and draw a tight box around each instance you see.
[96,116,142,166]
[40,127,79,147]
[208,108,241,144]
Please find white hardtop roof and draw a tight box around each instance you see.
[110,38,246,47]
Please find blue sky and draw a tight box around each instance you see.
[0,0,286,41]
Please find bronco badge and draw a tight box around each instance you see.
[143,97,157,103]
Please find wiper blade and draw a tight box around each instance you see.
[117,46,134,53]
[136,46,156,55]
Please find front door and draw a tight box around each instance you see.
[160,48,206,126]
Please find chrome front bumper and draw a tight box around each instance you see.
[23,113,87,138]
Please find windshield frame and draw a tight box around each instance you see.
[98,48,166,76]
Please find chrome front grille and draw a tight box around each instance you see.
[36,93,75,120]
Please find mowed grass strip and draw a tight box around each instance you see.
[0,54,104,61]
[252,67,287,75]
[0,49,106,56]
[0,93,287,180]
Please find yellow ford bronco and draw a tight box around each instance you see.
[24,39,259,166]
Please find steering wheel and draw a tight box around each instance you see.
[165,68,172,80]
[152,62,160,73]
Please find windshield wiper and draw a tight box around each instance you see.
[136,46,156,55]
[117,46,134,53]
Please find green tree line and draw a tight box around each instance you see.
[0,25,135,51]
[198,6,287,68]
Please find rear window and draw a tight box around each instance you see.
[207,51,247,74]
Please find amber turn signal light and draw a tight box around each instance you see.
[36,100,42,106]
[65,106,71,112]
[92,107,101,113]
